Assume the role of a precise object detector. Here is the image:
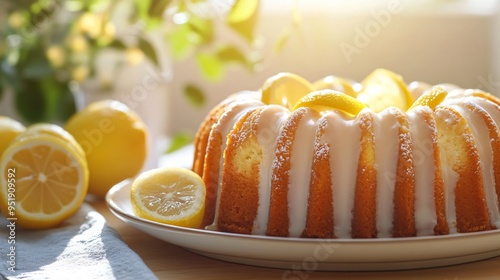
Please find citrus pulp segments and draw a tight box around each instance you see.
[23,123,86,160]
[0,135,88,229]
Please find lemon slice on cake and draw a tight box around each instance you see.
[356,68,413,112]
[313,75,359,98]
[261,72,314,111]
[408,86,448,111]
[293,89,367,116]
[131,167,206,228]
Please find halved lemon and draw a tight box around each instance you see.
[130,167,206,228]
[313,75,359,98]
[408,86,448,111]
[0,132,89,229]
[356,68,413,112]
[293,89,367,116]
[0,116,25,158]
[21,123,86,160]
[261,72,314,111]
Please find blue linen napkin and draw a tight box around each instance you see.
[0,203,157,280]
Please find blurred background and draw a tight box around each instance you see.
[170,0,500,135]
[1,0,499,166]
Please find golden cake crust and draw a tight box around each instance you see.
[266,108,309,237]
[217,108,263,234]
[303,117,334,238]
[193,80,500,239]
[392,110,417,237]
[352,110,377,238]
[435,106,492,233]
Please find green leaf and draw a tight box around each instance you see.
[14,76,76,124]
[148,0,172,18]
[14,79,45,123]
[273,28,291,54]
[183,83,205,108]
[21,56,53,78]
[165,131,194,154]
[108,39,127,51]
[291,3,302,29]
[134,0,162,30]
[39,77,72,122]
[166,23,196,59]
[55,83,76,122]
[195,52,223,81]
[135,0,151,19]
[226,0,259,42]
[138,37,159,67]
[216,44,248,66]
[39,78,59,121]
[188,15,213,44]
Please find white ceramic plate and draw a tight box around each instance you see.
[106,179,500,271]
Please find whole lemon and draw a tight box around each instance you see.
[0,116,26,158]
[65,100,148,197]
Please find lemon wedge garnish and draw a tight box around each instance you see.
[293,89,367,116]
[131,167,206,228]
[261,72,314,111]
[408,86,448,111]
[356,68,413,112]
[313,75,359,98]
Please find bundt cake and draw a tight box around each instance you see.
[192,69,500,238]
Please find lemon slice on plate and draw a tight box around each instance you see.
[293,89,367,116]
[130,167,206,228]
[357,68,413,112]
[0,128,89,229]
[408,86,448,111]
[261,72,314,111]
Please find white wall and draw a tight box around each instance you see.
[168,0,500,134]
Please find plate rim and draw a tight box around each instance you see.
[106,178,500,244]
[106,178,500,271]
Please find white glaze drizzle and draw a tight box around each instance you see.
[407,107,437,236]
[434,106,460,233]
[253,105,290,234]
[322,112,361,238]
[287,109,318,237]
[373,108,400,237]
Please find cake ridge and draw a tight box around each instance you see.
[193,73,500,239]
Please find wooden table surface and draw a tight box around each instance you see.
[89,198,500,280]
